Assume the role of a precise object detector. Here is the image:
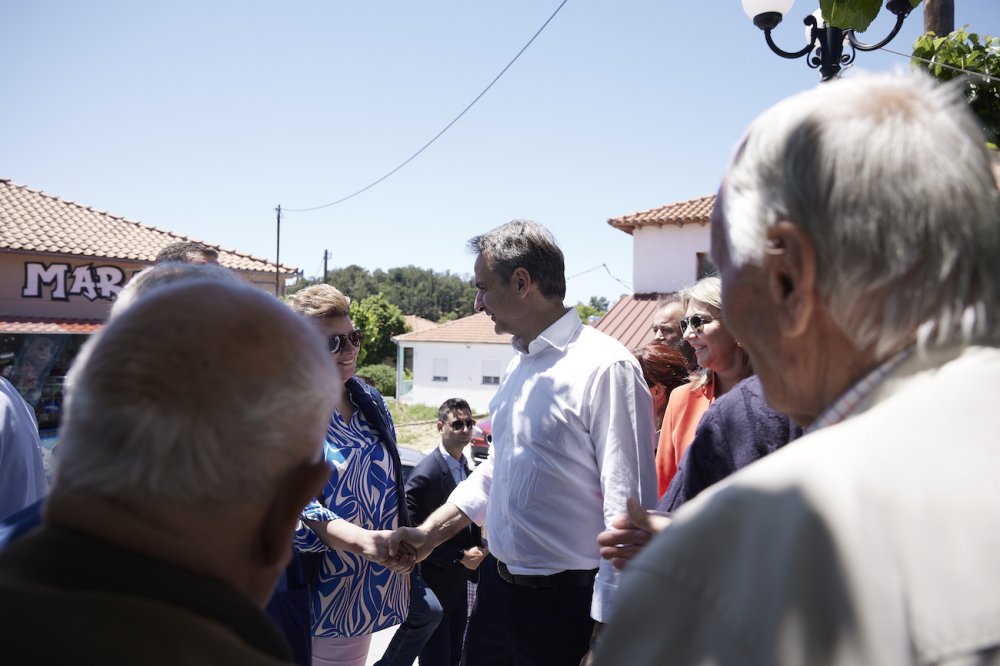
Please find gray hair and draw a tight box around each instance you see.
[720,71,1000,359]
[56,280,335,505]
[112,262,241,317]
[468,220,566,301]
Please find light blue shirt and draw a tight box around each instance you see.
[438,444,468,486]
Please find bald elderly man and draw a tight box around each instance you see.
[0,279,337,664]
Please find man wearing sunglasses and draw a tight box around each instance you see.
[387,398,486,666]
[391,220,656,665]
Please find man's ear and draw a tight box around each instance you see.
[257,458,331,569]
[437,420,444,434]
[764,221,817,339]
[511,267,532,299]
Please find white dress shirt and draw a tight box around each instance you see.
[449,308,657,622]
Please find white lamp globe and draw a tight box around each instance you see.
[741,0,795,21]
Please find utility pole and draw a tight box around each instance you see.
[274,205,282,297]
[924,0,954,36]
[323,250,329,284]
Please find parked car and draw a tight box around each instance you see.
[397,445,426,482]
[467,419,491,467]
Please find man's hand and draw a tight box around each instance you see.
[388,525,432,563]
[596,497,672,570]
[363,530,415,574]
[460,545,488,570]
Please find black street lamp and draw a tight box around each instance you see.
[742,0,915,81]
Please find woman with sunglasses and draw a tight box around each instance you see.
[285,284,426,666]
[654,276,752,496]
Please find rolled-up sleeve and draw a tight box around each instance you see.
[589,359,658,622]
[447,454,493,526]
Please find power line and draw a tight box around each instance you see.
[567,263,631,291]
[284,0,570,213]
[880,46,1000,84]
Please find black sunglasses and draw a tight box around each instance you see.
[679,314,714,335]
[448,418,476,431]
[327,330,365,354]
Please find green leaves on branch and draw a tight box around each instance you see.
[349,294,406,366]
[912,27,1000,146]
[819,0,922,32]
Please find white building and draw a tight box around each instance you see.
[393,312,515,413]
[596,194,715,348]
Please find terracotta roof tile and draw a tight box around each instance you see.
[0,316,104,334]
[394,312,512,345]
[608,194,716,236]
[0,178,295,274]
[593,293,661,351]
[403,314,438,334]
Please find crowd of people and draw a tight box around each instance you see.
[1,70,999,666]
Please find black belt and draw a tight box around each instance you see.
[496,560,597,589]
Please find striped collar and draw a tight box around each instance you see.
[807,347,913,434]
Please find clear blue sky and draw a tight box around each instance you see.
[3,1,996,307]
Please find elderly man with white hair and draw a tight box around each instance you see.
[595,72,1000,665]
[0,278,338,664]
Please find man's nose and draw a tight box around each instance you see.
[474,291,485,312]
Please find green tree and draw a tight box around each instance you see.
[912,27,1000,146]
[356,363,396,397]
[349,294,406,365]
[575,302,605,324]
[589,296,610,312]
[297,264,478,321]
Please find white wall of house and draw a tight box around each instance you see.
[632,224,710,294]
[397,341,515,413]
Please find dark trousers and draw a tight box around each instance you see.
[461,555,594,666]
[375,571,444,666]
[418,584,468,666]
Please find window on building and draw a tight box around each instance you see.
[482,359,501,385]
[697,252,718,279]
[432,357,448,382]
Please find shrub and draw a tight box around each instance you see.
[357,363,396,397]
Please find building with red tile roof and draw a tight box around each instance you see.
[597,194,716,351]
[392,312,514,412]
[0,177,297,430]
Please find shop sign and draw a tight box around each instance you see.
[21,261,127,302]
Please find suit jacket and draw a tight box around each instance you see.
[405,449,482,608]
[598,345,1000,666]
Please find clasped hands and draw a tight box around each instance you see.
[361,529,422,574]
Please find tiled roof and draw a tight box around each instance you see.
[394,312,513,345]
[0,316,104,334]
[403,314,438,334]
[0,178,295,274]
[608,194,716,236]
[593,293,660,351]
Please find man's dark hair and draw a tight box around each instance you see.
[155,241,219,264]
[438,398,472,423]
[468,220,566,301]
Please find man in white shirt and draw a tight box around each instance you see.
[595,72,1000,665]
[392,220,657,665]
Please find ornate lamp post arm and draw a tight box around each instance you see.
[744,0,915,81]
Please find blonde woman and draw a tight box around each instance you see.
[654,277,751,496]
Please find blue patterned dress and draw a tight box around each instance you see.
[294,387,409,638]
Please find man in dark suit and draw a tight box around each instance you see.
[404,398,487,666]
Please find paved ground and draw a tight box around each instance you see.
[365,625,404,665]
